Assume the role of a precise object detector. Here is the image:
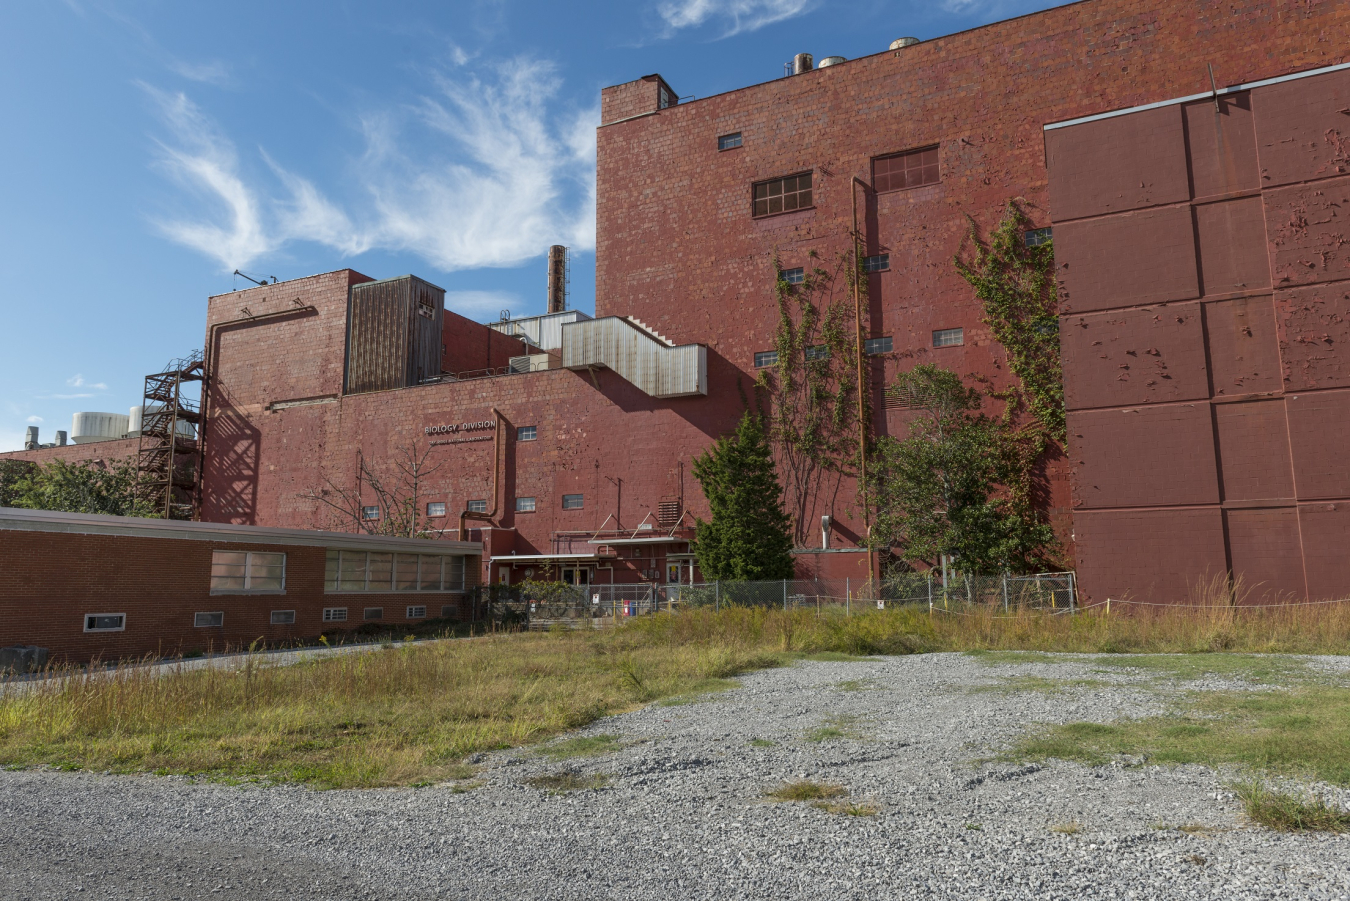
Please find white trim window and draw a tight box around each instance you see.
[210,551,285,594]
[84,613,126,632]
[322,607,348,622]
[407,605,427,619]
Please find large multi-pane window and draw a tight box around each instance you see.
[467,499,488,513]
[324,549,467,593]
[873,146,939,192]
[864,336,893,355]
[210,551,285,593]
[754,351,778,369]
[752,172,812,218]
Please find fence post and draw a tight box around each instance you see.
[1069,572,1077,613]
[783,579,788,611]
[846,577,850,617]
[928,572,933,615]
[1002,573,1009,614]
[715,580,720,613]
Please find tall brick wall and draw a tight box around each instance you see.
[442,310,528,375]
[1049,64,1350,603]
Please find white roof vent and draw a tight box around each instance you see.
[890,37,920,50]
[819,56,846,68]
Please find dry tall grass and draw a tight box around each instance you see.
[1,602,1348,788]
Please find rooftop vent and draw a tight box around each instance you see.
[792,53,814,75]
[819,56,846,68]
[890,37,920,50]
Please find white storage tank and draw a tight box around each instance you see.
[127,404,196,440]
[71,412,130,444]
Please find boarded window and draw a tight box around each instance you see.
[753,172,812,218]
[874,146,939,192]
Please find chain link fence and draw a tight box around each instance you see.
[470,571,1076,629]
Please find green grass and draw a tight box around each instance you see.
[804,715,865,743]
[536,734,622,760]
[765,780,846,802]
[1087,654,1316,685]
[813,800,878,816]
[835,679,874,692]
[971,675,1110,695]
[965,650,1065,666]
[1234,780,1350,832]
[1014,685,1350,785]
[524,771,610,793]
[655,677,739,706]
[749,738,776,748]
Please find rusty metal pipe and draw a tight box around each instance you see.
[458,407,504,540]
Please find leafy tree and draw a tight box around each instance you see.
[867,365,1055,573]
[0,460,36,508]
[6,458,158,517]
[692,412,795,581]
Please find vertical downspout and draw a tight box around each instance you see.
[851,176,874,587]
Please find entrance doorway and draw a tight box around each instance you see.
[562,567,590,587]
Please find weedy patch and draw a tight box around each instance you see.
[525,771,611,793]
[1234,780,1350,833]
[749,738,776,748]
[834,679,874,692]
[536,735,622,760]
[1050,820,1082,835]
[765,780,846,802]
[805,715,866,743]
[813,800,878,816]
[972,675,1109,695]
[656,678,739,707]
[964,823,983,831]
[1089,654,1313,686]
[965,650,1064,666]
[449,780,483,794]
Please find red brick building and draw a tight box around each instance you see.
[0,507,481,663]
[7,0,1350,602]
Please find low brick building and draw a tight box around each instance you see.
[0,507,481,663]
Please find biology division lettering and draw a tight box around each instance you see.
[424,420,496,436]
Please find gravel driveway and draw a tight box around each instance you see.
[1,651,1347,901]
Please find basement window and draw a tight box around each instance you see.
[364,607,383,621]
[84,613,125,633]
[562,494,584,510]
[753,172,812,218]
[862,254,890,273]
[933,327,964,348]
[194,612,224,628]
[1024,227,1053,247]
[426,502,447,517]
[407,605,427,620]
[873,146,939,192]
[361,505,380,521]
[322,607,348,623]
[270,610,296,625]
[516,497,537,513]
[865,336,893,355]
[782,267,805,285]
[718,132,742,151]
[210,551,285,593]
[754,351,778,368]
[467,499,488,513]
[518,426,537,441]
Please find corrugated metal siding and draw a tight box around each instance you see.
[345,276,445,395]
[490,310,590,351]
[561,317,707,398]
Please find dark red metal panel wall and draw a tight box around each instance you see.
[1050,66,1350,603]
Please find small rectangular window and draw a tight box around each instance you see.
[862,254,890,273]
[194,612,224,628]
[718,132,742,151]
[364,607,384,621]
[407,605,427,620]
[659,86,670,109]
[426,502,447,517]
[754,351,778,368]
[516,497,537,513]
[323,607,347,622]
[933,327,964,348]
[467,499,487,513]
[270,610,296,625]
[865,336,893,355]
[805,345,829,361]
[517,426,537,441]
[562,494,584,510]
[752,172,812,218]
[212,550,285,593]
[873,146,939,192]
[361,505,380,521]
[782,267,805,285]
[84,613,125,632]
[441,605,456,618]
[1024,227,1053,247]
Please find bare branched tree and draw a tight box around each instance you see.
[302,443,444,538]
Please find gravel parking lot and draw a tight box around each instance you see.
[1,651,1347,901]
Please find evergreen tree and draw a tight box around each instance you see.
[691,411,795,581]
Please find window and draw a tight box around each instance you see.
[467,499,487,513]
[752,172,812,218]
[754,351,778,368]
[270,610,295,625]
[361,505,380,521]
[426,502,447,518]
[933,327,964,348]
[562,494,584,510]
[517,426,537,441]
[782,267,805,285]
[862,254,890,273]
[323,607,348,622]
[865,336,893,355]
[326,549,463,593]
[1024,227,1053,247]
[364,607,384,621]
[441,605,456,618]
[407,605,427,619]
[194,612,224,628]
[805,345,829,361]
[718,132,742,151]
[516,497,537,513]
[659,86,671,109]
[873,146,939,192]
[210,551,285,593]
[84,613,125,632]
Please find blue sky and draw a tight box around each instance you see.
[0,0,1063,451]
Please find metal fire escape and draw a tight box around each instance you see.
[136,350,205,520]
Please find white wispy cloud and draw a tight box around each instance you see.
[144,57,598,274]
[26,415,43,423]
[656,0,815,36]
[50,393,97,400]
[444,290,522,319]
[170,59,231,85]
[66,374,108,390]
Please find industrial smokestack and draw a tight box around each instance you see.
[24,426,38,450]
[547,245,568,314]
